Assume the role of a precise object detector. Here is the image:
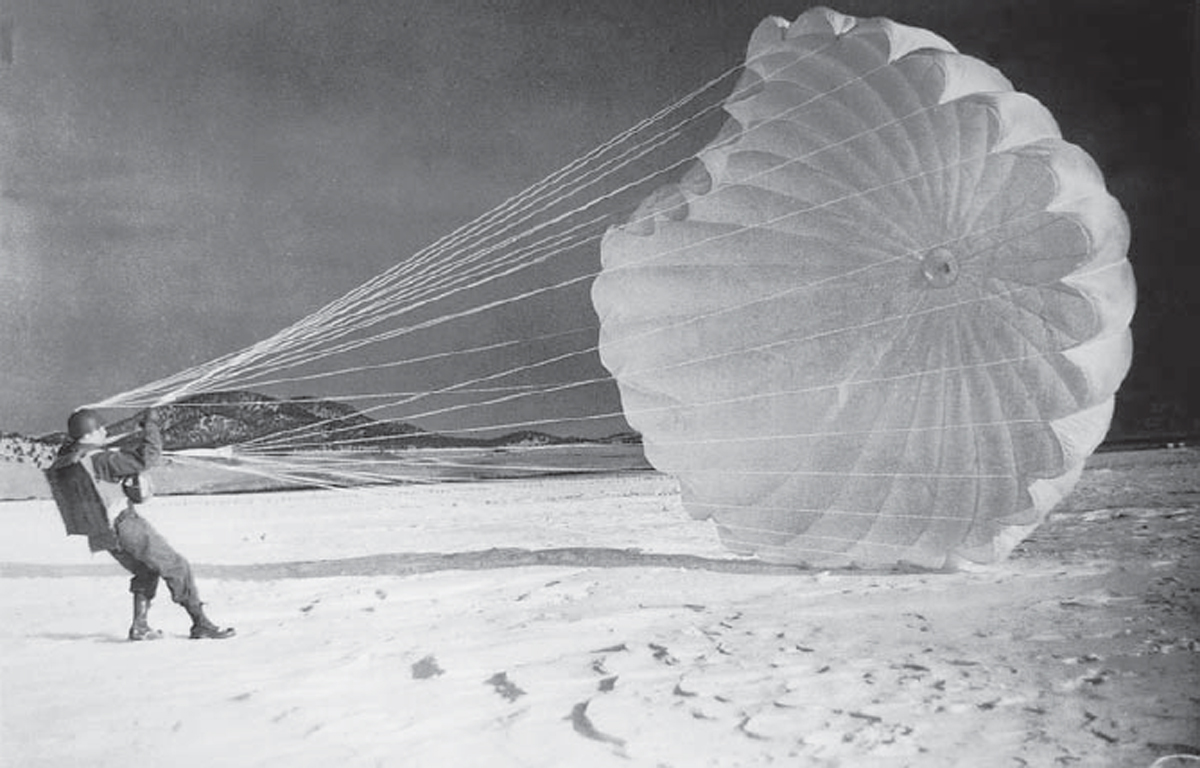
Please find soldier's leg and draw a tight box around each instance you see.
[108,541,163,641]
[108,548,160,601]
[115,510,233,639]
[113,509,199,606]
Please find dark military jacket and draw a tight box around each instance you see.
[44,421,162,552]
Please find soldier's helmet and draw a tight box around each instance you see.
[67,409,105,440]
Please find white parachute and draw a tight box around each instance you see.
[592,8,1134,567]
[94,7,1134,568]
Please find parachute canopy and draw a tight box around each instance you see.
[592,7,1135,568]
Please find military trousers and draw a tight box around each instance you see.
[109,508,200,608]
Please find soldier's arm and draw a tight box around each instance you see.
[91,410,163,481]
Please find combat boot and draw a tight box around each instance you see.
[128,594,163,641]
[186,602,235,640]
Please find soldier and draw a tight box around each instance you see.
[45,407,234,641]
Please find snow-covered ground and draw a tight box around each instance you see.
[2,453,1198,767]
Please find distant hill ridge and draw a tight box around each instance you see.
[70,390,642,453]
[98,391,425,452]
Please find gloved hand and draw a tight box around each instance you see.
[139,408,161,428]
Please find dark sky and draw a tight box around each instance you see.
[1,0,1196,437]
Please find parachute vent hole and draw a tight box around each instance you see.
[920,248,960,288]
